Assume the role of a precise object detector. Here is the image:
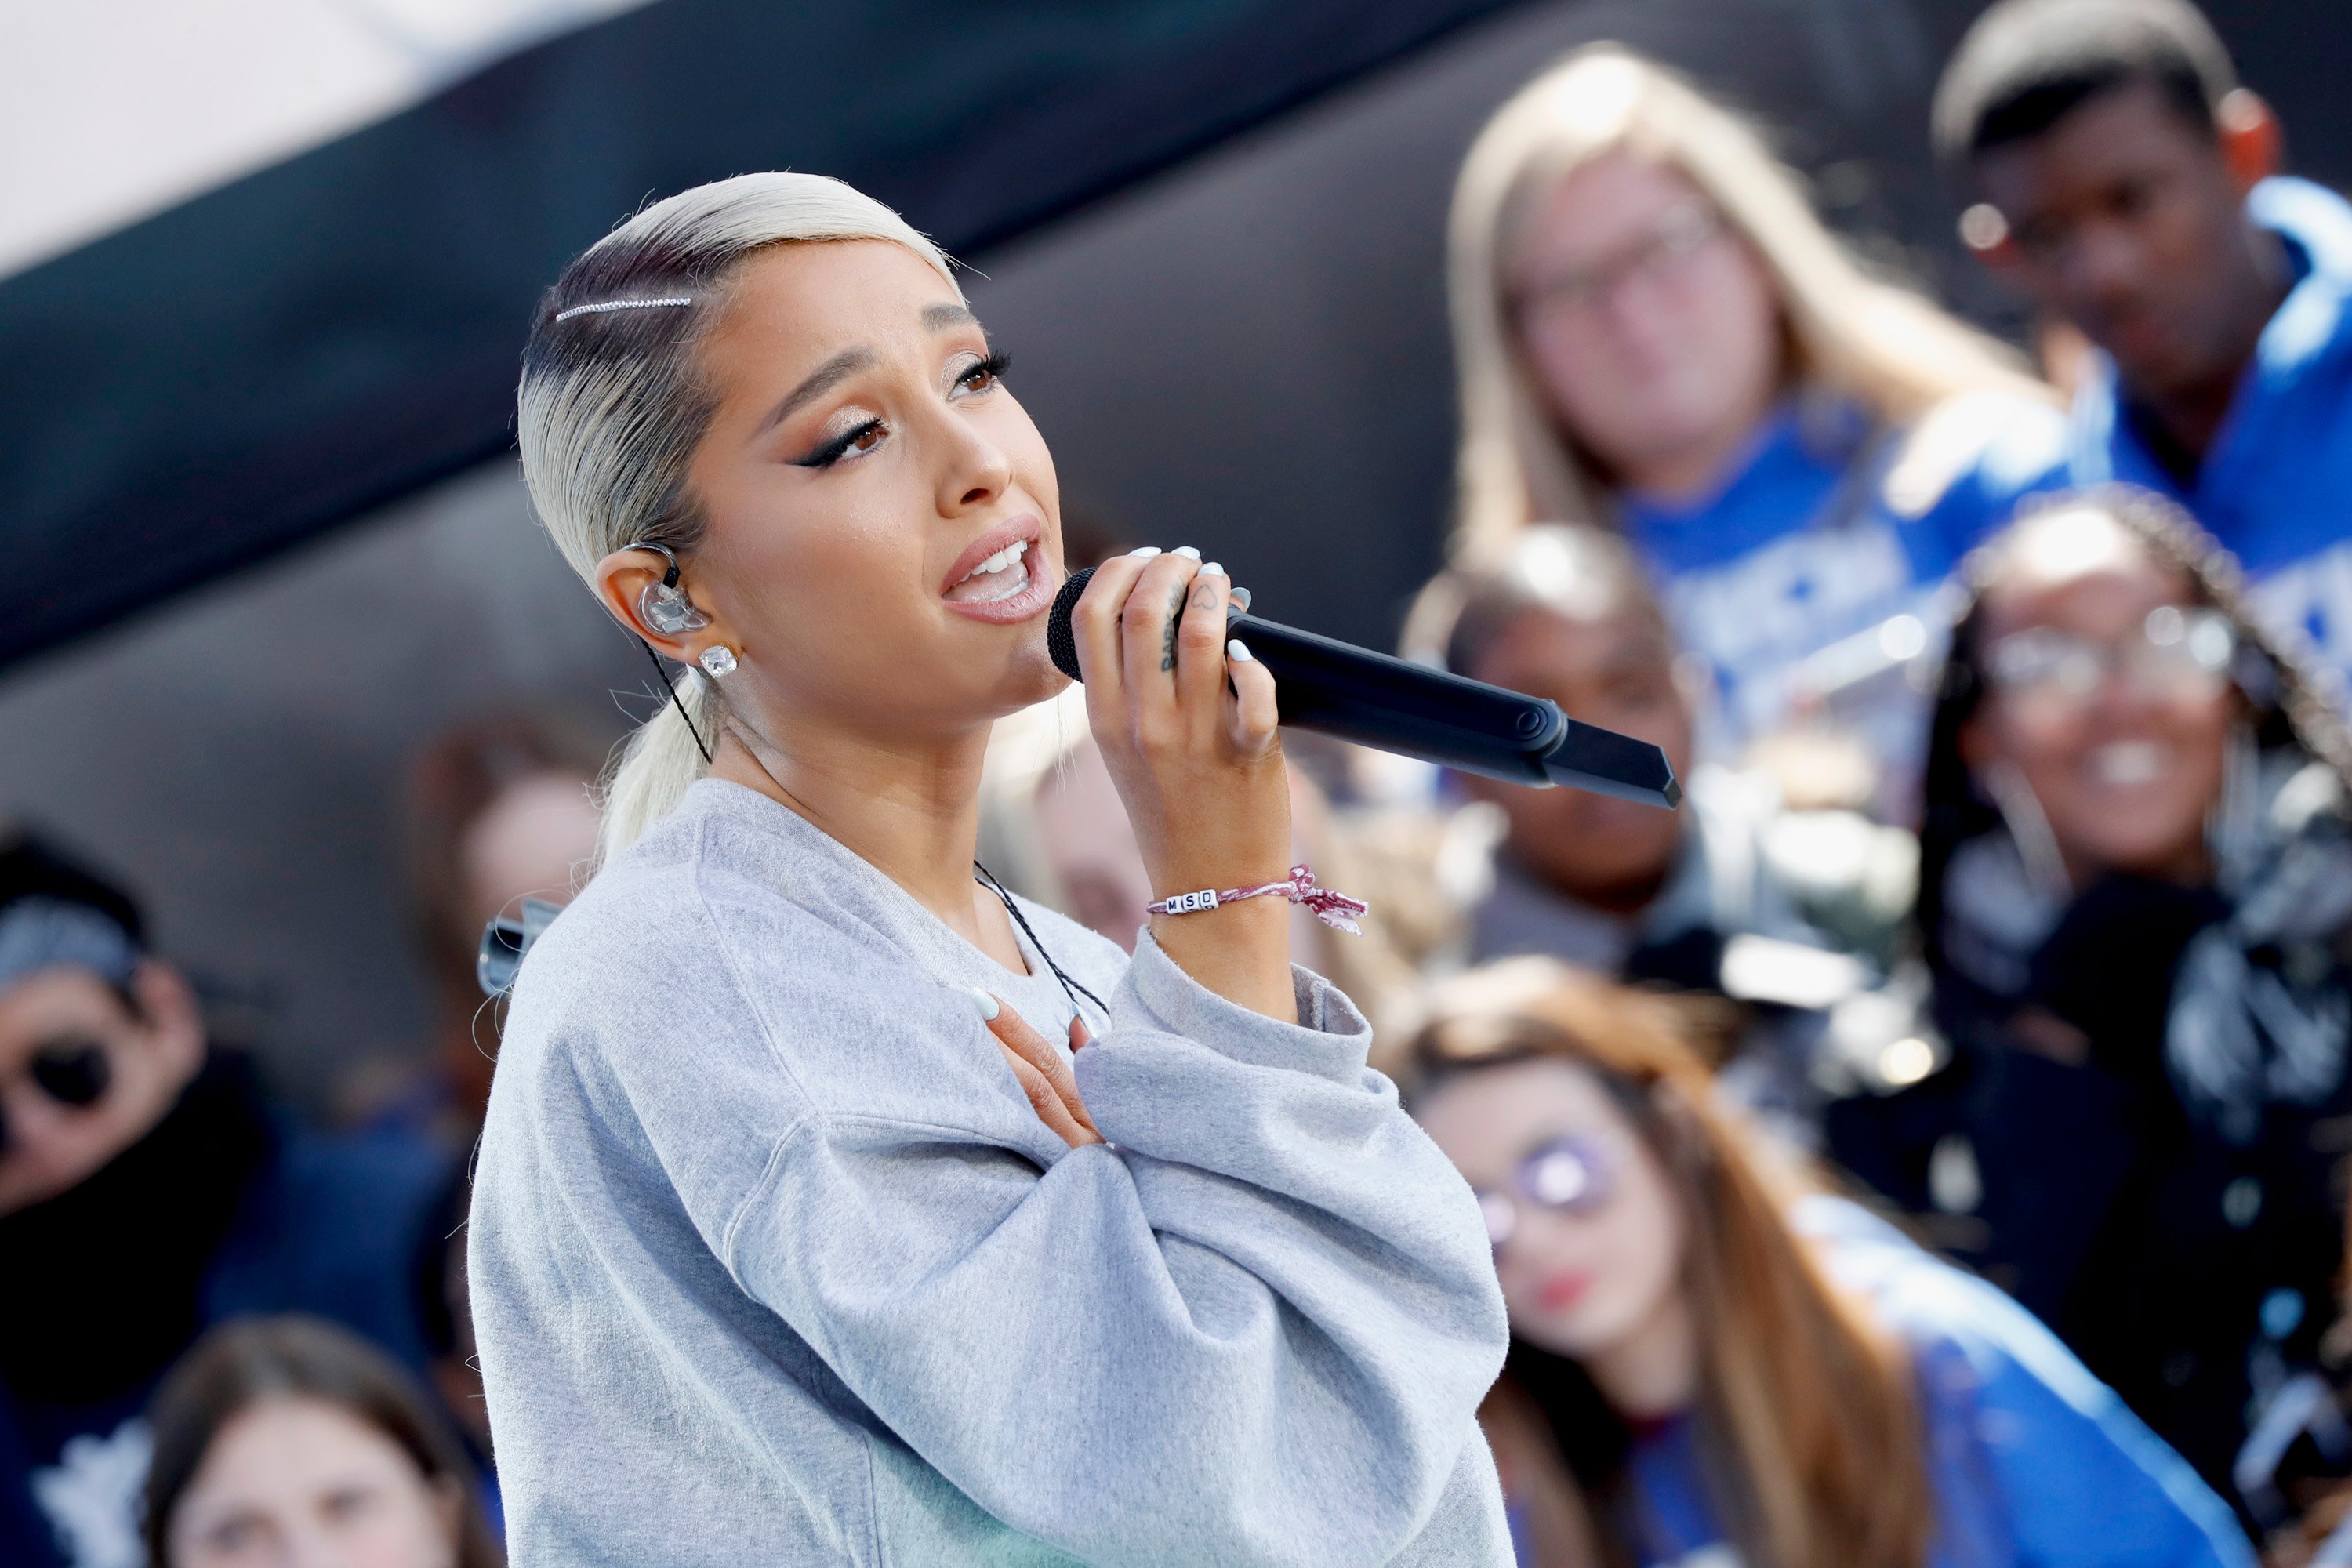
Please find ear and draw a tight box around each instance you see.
[129,959,205,1087]
[592,546,728,666]
[2216,89,2281,194]
[1958,203,2021,270]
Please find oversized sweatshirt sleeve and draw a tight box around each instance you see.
[713,933,1509,1568]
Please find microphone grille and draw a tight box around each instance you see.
[1045,566,1095,681]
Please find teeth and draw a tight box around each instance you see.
[965,558,1030,603]
[2089,742,2167,786]
[960,538,1029,583]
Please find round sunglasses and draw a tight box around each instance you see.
[1474,1132,1618,1252]
[0,1036,114,1155]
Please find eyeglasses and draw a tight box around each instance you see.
[1514,200,1726,321]
[1474,1133,1618,1252]
[0,1037,114,1154]
[1982,605,2235,719]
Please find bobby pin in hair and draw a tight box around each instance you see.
[554,296,695,323]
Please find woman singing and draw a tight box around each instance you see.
[466,172,1512,1566]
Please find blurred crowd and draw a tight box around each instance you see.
[9,0,2352,1563]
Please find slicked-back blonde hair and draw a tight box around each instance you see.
[1448,46,2053,568]
[517,173,957,868]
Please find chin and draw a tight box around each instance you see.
[982,641,1071,716]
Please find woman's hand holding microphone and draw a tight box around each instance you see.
[978,544,1293,1154]
[1068,546,1296,1024]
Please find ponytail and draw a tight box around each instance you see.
[517,172,958,873]
[598,666,722,867]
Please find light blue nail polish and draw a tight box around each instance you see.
[1200,561,1226,577]
[1127,546,1162,558]
[967,987,1001,1021]
[1227,639,1254,663]
[1174,546,1201,560]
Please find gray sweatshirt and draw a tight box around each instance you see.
[470,779,1512,1566]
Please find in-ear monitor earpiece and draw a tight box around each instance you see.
[635,542,709,636]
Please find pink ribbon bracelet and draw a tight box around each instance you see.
[1145,863,1369,935]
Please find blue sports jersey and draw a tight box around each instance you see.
[2067,176,2352,694]
[1621,391,2069,765]
[1593,1200,2252,1568]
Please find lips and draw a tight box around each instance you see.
[1538,1272,1592,1312]
[940,514,1056,626]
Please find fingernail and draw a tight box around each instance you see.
[967,987,1000,1021]
[1174,546,1201,560]
[1199,561,1226,577]
[1227,639,1254,663]
[1231,586,1253,612]
[1127,546,1161,558]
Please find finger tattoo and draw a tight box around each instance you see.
[1160,583,1185,672]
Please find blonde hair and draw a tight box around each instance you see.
[1447,46,2054,568]
[516,173,958,868]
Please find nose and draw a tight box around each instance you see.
[929,400,1014,517]
[2094,654,2176,723]
[2063,219,2148,316]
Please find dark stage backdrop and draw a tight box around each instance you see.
[0,0,1542,674]
[1,0,2343,1098]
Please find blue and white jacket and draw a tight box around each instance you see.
[1624,392,2069,766]
[1599,1200,2253,1568]
[2067,176,2352,694]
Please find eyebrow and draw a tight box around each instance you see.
[753,305,981,439]
[757,346,880,437]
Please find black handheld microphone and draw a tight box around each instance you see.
[1044,567,1680,808]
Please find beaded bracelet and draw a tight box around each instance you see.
[1145,864,1368,934]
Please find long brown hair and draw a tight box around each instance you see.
[143,1315,503,1568]
[1407,960,1933,1568]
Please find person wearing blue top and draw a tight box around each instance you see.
[1935,0,2352,695]
[1430,45,2070,786]
[0,833,458,1568]
[1407,956,2252,1568]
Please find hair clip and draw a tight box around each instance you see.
[554,296,695,323]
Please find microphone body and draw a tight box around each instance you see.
[1046,567,1680,808]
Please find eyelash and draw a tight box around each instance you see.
[790,351,1012,470]
[793,419,884,470]
[957,350,1012,394]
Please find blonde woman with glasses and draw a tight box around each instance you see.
[1438,47,2070,784]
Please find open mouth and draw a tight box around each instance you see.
[2086,740,2169,787]
[938,515,1054,625]
[946,538,1033,604]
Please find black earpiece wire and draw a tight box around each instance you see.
[629,541,716,765]
[973,861,1108,1024]
[638,637,714,764]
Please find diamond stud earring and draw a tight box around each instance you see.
[697,645,738,679]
